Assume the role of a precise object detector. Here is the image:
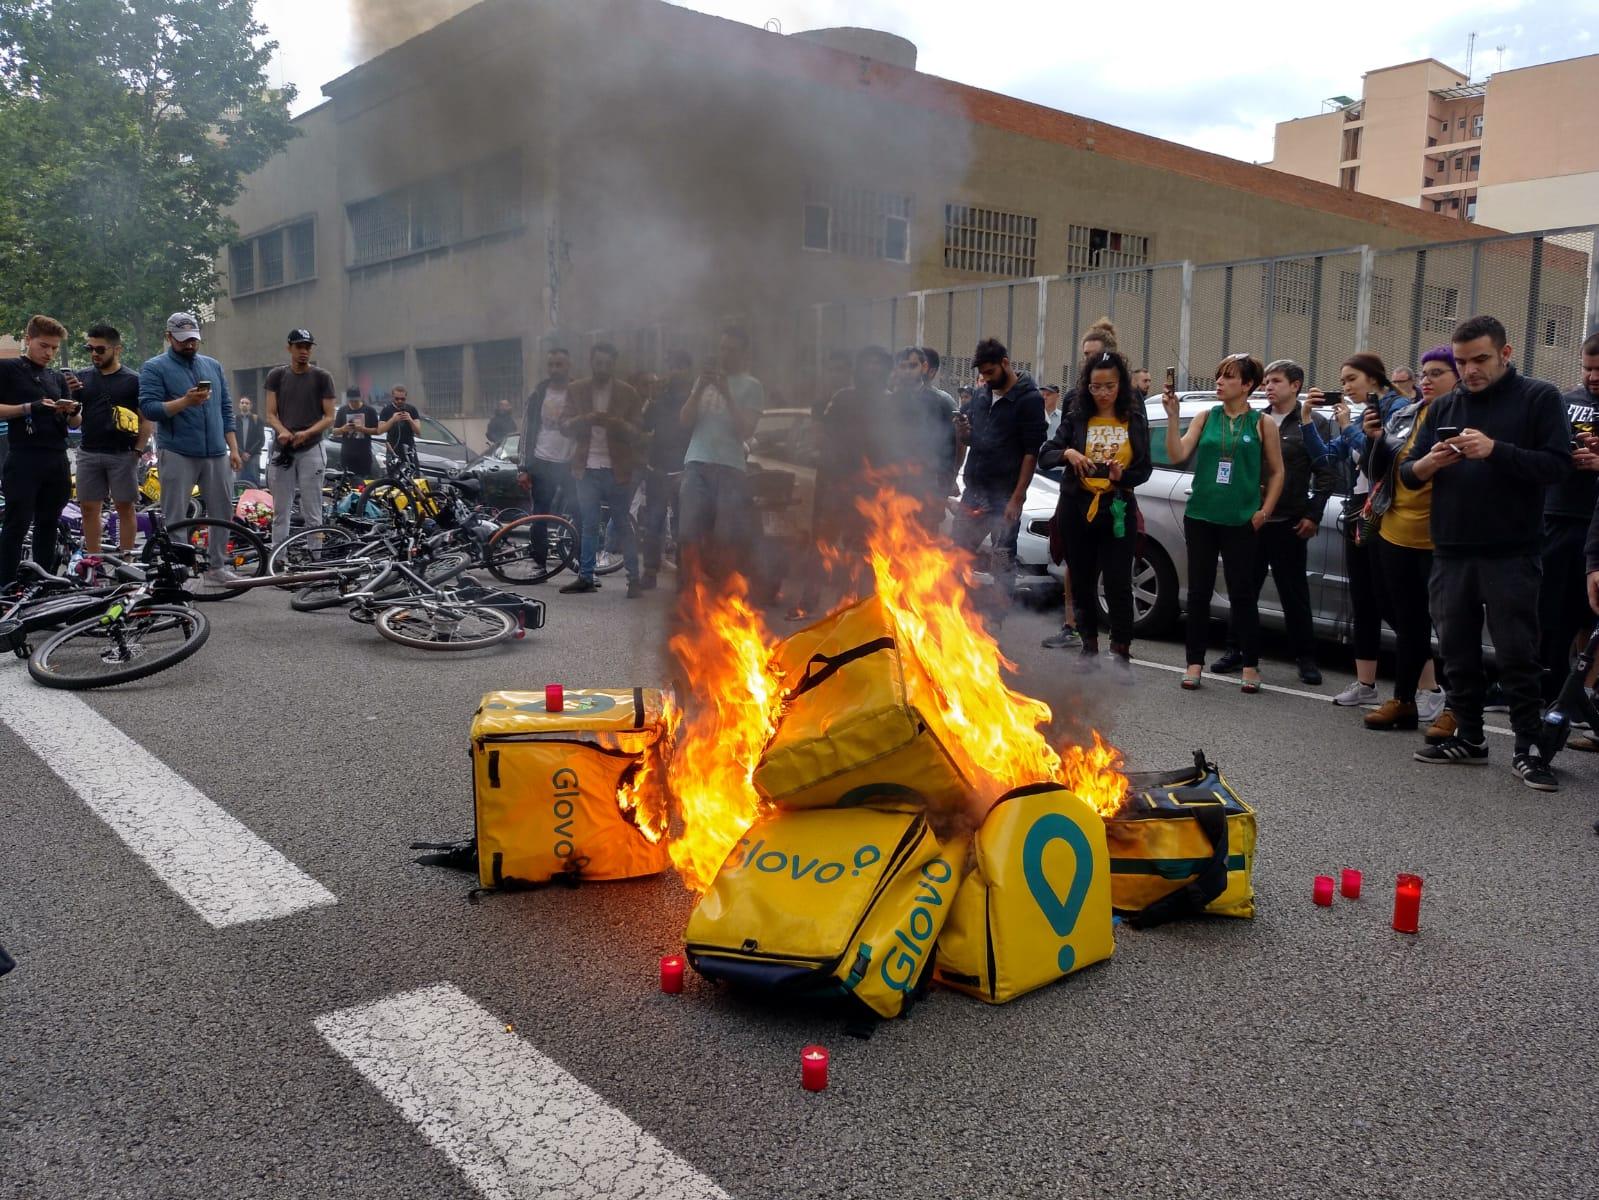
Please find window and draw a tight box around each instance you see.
[347,155,522,268]
[1433,200,1444,212]
[1262,260,1315,317]
[471,154,523,237]
[1472,114,1484,137]
[1421,284,1459,335]
[473,340,523,415]
[257,229,284,289]
[1337,271,1394,326]
[289,220,315,280]
[1457,117,1466,129]
[1454,157,1463,170]
[417,345,465,417]
[801,184,912,262]
[1469,154,1480,172]
[1538,303,1574,349]
[1066,225,1150,274]
[943,204,1037,276]
[1340,166,1359,191]
[230,243,255,296]
[349,190,410,265]
[1427,136,1438,148]
[1465,197,1477,221]
[1423,176,1434,189]
[1341,127,1361,160]
[410,180,463,252]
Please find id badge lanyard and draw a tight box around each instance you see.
[1216,409,1250,485]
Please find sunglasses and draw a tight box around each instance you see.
[83,344,113,355]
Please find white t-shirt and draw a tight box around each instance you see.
[1267,407,1290,428]
[586,382,612,469]
[533,386,573,464]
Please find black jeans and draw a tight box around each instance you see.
[1062,498,1135,647]
[1226,519,1316,662]
[525,457,573,566]
[1184,516,1259,668]
[1374,537,1436,704]
[0,448,72,586]
[1345,510,1384,661]
[1430,553,1543,746]
[1538,516,1591,699]
[639,467,681,573]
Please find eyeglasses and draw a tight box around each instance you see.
[1087,382,1119,394]
[1420,367,1454,380]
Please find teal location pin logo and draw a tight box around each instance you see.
[1021,813,1094,972]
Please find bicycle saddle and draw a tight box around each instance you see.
[16,560,73,586]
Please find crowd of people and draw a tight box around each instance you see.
[4,305,1599,792]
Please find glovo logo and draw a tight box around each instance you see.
[1021,813,1094,972]
[551,767,580,859]
[879,856,958,995]
[730,837,881,884]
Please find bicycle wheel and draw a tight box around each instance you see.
[28,604,209,690]
[166,519,269,601]
[375,602,516,651]
[268,526,359,578]
[485,515,578,585]
[290,573,370,611]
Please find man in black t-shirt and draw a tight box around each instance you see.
[75,323,150,555]
[334,387,380,480]
[0,315,82,584]
[379,385,421,474]
[264,329,337,546]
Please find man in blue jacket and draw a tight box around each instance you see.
[138,312,243,578]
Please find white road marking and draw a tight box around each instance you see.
[1128,656,1515,737]
[0,668,336,927]
[315,983,731,1200]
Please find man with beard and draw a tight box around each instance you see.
[138,312,243,579]
[0,315,81,585]
[557,342,645,597]
[890,346,959,527]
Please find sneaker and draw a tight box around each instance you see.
[639,572,658,591]
[1416,688,1447,725]
[1041,623,1081,650]
[625,579,643,599]
[1414,735,1489,765]
[1424,709,1457,745]
[1210,649,1244,674]
[1297,658,1323,686]
[1566,732,1599,753]
[202,567,247,586]
[1076,642,1101,670]
[1511,747,1558,792]
[1333,680,1379,707]
[1108,648,1135,685]
[559,577,598,594]
[1484,682,1510,713]
[1365,699,1418,731]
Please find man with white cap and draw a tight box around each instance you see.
[138,311,243,579]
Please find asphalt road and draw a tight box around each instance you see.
[3,570,1597,1200]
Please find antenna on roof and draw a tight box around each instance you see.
[1496,45,1506,74]
[764,18,782,33]
[1464,31,1476,80]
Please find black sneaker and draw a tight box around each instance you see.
[1041,624,1081,650]
[1511,747,1558,792]
[1414,735,1489,765]
[1484,683,1510,713]
[1297,658,1323,686]
[1076,642,1101,670]
[1210,649,1244,674]
[559,578,598,594]
[626,579,643,599]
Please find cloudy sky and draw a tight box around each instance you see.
[256,0,1597,164]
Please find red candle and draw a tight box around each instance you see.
[1340,868,1362,900]
[1393,873,1422,933]
[659,954,684,994]
[545,684,564,713]
[1312,875,1334,906]
[801,1045,829,1092]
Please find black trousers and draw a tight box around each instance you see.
[1430,553,1543,746]
[1184,516,1259,668]
[0,448,72,586]
[1345,508,1384,660]
[1062,498,1135,647]
[1226,519,1316,662]
[1374,537,1437,704]
[525,457,573,566]
[1538,516,1592,699]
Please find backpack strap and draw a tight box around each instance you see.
[1125,803,1230,928]
[788,637,896,699]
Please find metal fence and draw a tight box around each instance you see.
[813,224,1599,396]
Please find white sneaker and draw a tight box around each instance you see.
[1333,681,1378,707]
[203,567,247,586]
[1416,688,1446,724]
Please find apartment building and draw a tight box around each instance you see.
[1271,54,1599,232]
[208,0,1482,445]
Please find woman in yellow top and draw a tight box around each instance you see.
[1361,346,1459,737]
[1164,353,1284,693]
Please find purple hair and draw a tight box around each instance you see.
[1419,345,1454,369]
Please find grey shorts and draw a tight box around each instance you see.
[75,450,139,504]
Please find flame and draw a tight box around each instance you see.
[1059,732,1131,819]
[665,575,784,892]
[616,692,677,844]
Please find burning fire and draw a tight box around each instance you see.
[1059,732,1129,819]
[664,575,784,891]
[616,692,677,845]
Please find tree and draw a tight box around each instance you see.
[0,0,295,361]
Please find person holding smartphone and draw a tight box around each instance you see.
[0,315,81,585]
[137,312,243,580]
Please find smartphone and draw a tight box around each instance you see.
[1164,366,1176,391]
[1088,463,1112,479]
[195,379,212,394]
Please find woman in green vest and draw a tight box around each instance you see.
[1163,353,1284,692]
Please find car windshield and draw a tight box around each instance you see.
[494,434,520,462]
[417,415,462,447]
[751,412,817,468]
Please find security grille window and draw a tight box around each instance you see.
[289,220,315,280]
[473,340,524,415]
[1421,284,1460,335]
[411,182,463,252]
[1065,226,1150,274]
[230,243,255,295]
[418,345,465,418]
[349,190,410,265]
[257,229,284,289]
[1538,303,1574,349]
[944,205,1037,276]
[1336,271,1394,325]
[1263,260,1315,317]
[350,352,407,403]
[471,155,523,237]
[230,219,316,297]
[802,185,912,262]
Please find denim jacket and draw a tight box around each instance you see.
[139,348,234,458]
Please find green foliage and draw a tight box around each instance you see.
[0,0,295,361]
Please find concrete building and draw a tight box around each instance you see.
[1271,54,1599,232]
[209,0,1483,445]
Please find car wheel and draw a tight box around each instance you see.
[1097,539,1179,637]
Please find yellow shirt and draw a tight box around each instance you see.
[1083,417,1133,521]
[1379,404,1434,551]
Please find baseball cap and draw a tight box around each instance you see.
[1040,383,1061,394]
[288,328,315,345]
[165,312,202,341]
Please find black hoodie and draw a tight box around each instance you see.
[1399,365,1570,557]
[962,370,1046,494]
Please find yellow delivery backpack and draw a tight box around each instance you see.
[685,804,967,1019]
[936,783,1115,1004]
[753,596,970,813]
[1107,751,1257,925]
[467,688,671,889]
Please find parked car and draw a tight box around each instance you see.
[745,407,820,540]
[454,434,529,510]
[318,413,471,478]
